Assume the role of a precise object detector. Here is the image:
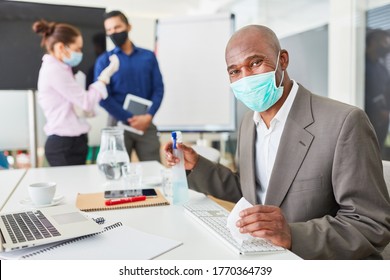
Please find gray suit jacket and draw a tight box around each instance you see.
[188,85,390,259]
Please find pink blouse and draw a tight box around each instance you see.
[37,54,107,137]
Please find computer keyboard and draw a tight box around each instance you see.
[1,210,61,244]
[183,198,285,255]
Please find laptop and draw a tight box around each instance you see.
[0,204,103,252]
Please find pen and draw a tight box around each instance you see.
[105,195,146,206]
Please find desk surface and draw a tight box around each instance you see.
[0,168,26,211]
[1,163,300,260]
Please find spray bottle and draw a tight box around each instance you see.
[171,131,189,204]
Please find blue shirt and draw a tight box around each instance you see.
[94,45,164,123]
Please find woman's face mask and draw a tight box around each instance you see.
[230,52,284,112]
[63,47,83,67]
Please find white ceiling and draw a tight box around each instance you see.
[11,0,327,18]
[10,0,390,37]
[14,0,329,36]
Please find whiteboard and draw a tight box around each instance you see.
[154,14,236,132]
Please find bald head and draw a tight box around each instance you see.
[224,24,289,90]
[226,25,281,60]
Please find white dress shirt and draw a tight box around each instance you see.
[253,80,299,204]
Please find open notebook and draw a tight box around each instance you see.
[0,222,182,260]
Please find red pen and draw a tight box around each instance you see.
[105,195,146,206]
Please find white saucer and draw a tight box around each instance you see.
[19,195,65,208]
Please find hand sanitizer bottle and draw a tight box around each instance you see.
[171,131,189,204]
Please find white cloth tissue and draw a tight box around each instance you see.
[226,197,254,245]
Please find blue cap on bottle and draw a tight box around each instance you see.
[171,131,177,149]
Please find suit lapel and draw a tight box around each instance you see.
[265,86,314,206]
[239,112,258,204]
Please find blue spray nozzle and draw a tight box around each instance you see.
[171,131,177,149]
[171,131,183,149]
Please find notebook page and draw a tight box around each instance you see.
[20,224,182,260]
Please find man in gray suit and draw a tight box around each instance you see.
[165,25,390,259]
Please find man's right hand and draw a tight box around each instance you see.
[164,142,199,170]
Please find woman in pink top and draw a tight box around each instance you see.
[33,20,119,166]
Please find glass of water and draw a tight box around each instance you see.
[121,163,143,189]
[161,168,173,198]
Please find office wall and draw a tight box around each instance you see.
[280,25,328,97]
[0,91,29,150]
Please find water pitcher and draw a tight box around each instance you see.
[96,127,130,181]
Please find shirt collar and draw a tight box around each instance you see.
[112,43,139,55]
[42,53,69,70]
[253,80,299,126]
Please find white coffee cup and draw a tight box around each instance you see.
[28,182,56,205]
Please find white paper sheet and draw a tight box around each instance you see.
[226,197,254,245]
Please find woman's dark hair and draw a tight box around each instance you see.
[32,19,81,52]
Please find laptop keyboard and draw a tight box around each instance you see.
[1,210,61,244]
[183,199,285,255]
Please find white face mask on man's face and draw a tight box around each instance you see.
[230,52,284,112]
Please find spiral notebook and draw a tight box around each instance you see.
[0,222,182,260]
[76,188,169,212]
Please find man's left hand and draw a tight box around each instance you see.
[237,205,292,249]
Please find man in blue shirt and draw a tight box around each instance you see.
[94,10,164,161]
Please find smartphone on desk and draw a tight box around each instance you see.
[104,188,158,199]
